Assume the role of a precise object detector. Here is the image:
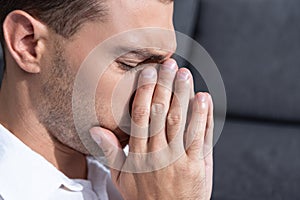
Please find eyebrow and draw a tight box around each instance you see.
[130,49,170,62]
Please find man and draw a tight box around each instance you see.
[0,0,214,199]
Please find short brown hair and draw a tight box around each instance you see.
[0,1,107,43]
[0,0,107,75]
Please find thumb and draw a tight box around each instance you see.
[90,127,126,179]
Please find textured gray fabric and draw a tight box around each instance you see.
[173,0,201,68]
[194,0,300,122]
[212,119,300,200]
[174,3,300,198]
[173,0,200,36]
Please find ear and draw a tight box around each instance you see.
[3,10,49,74]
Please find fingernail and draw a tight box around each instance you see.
[198,93,207,103]
[141,67,156,79]
[177,70,190,80]
[90,129,102,145]
[161,59,177,71]
[198,93,207,109]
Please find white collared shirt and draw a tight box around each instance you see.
[0,124,123,200]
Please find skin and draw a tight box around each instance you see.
[0,0,213,199]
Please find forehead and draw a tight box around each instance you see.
[88,0,176,49]
[63,0,175,64]
[107,0,174,28]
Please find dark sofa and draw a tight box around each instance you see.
[173,0,300,199]
[1,1,300,199]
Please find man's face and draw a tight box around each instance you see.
[36,0,175,154]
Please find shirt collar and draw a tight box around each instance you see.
[0,124,84,200]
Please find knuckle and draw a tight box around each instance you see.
[158,76,174,88]
[195,116,208,127]
[138,83,155,92]
[167,112,182,127]
[151,103,167,115]
[132,106,150,122]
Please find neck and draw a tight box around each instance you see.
[0,78,87,180]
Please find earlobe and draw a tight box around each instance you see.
[3,10,48,74]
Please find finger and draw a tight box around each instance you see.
[188,70,196,120]
[204,94,214,157]
[148,59,178,151]
[166,68,191,151]
[204,94,214,199]
[185,70,195,142]
[189,72,195,100]
[90,127,126,182]
[185,93,209,160]
[129,67,157,153]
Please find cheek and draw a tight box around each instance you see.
[95,68,139,132]
[95,70,119,128]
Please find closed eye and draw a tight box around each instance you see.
[118,62,136,71]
